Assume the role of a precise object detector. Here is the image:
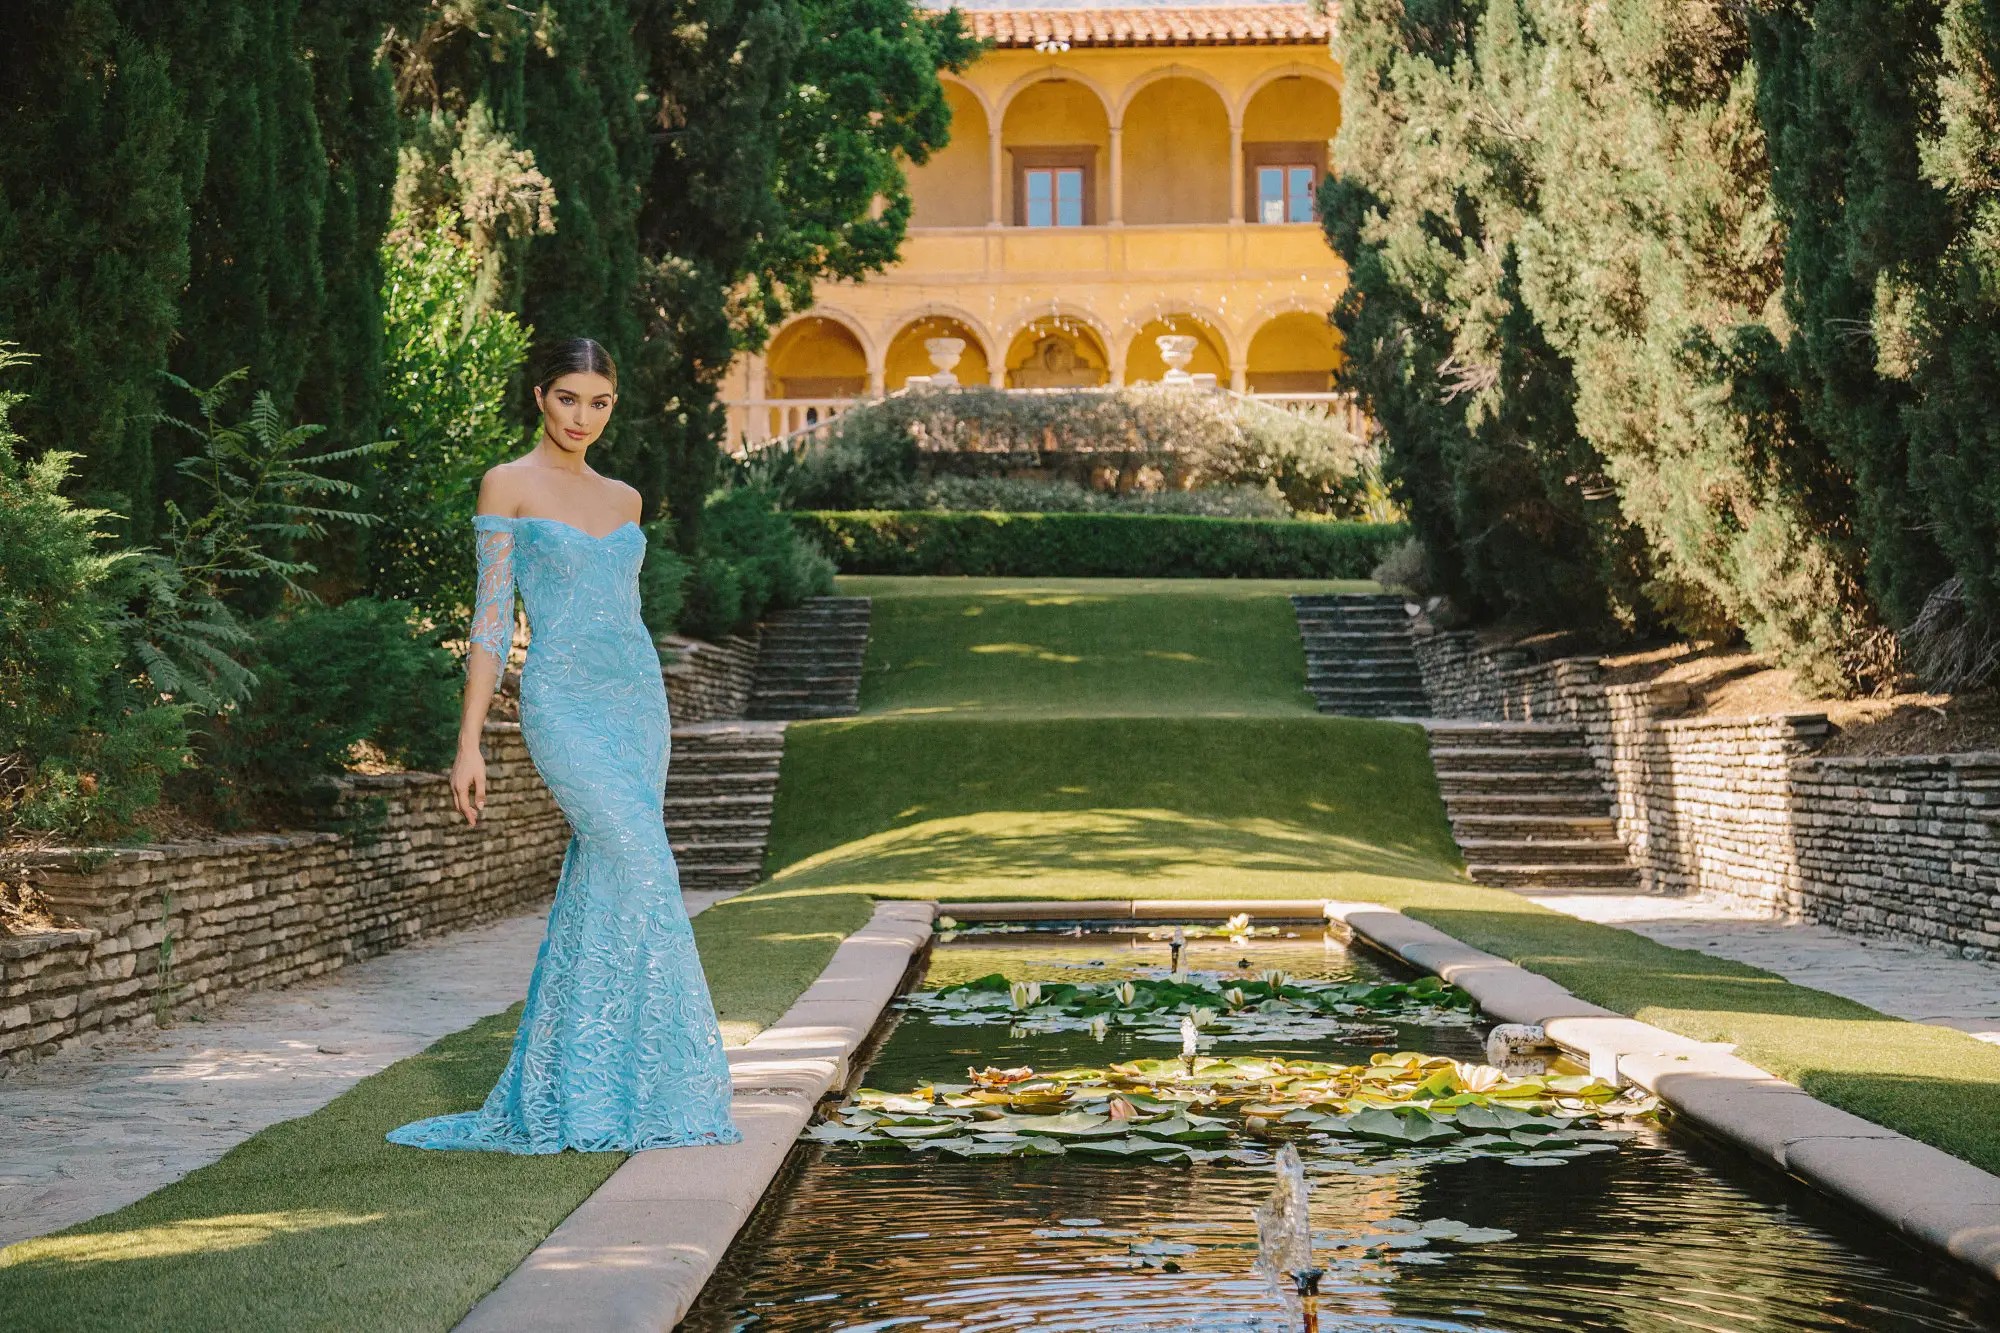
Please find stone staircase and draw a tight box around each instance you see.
[665,721,788,894]
[1424,721,1640,892]
[747,596,872,720]
[1291,593,1430,717]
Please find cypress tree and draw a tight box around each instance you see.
[0,1,204,538]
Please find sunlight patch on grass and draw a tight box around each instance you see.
[5,1212,387,1268]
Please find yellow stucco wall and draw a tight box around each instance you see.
[728,32,1349,443]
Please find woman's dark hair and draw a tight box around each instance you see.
[532,337,617,395]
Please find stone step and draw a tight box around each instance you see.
[750,703,861,720]
[1312,700,1431,718]
[1291,595,1407,610]
[1425,726,1586,749]
[1436,792,1611,816]
[671,837,770,865]
[667,772,782,797]
[753,669,864,686]
[1454,837,1631,866]
[1464,863,1641,890]
[1311,687,1428,704]
[1308,668,1426,686]
[1420,745,1592,770]
[1448,813,1618,839]
[1433,772,1603,797]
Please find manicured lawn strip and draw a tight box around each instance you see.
[763,714,1462,881]
[845,575,1366,718]
[762,710,2000,1176]
[0,890,875,1333]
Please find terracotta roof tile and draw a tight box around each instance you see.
[958,5,1332,49]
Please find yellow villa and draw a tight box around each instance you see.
[723,2,1349,447]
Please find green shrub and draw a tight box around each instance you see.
[669,488,836,640]
[862,474,1294,519]
[771,386,1381,518]
[637,517,693,640]
[366,216,533,628]
[180,599,459,830]
[794,511,1407,579]
[0,347,189,840]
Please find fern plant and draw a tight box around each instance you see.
[117,371,390,712]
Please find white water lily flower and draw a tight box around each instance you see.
[1116,981,1137,1006]
[1224,913,1251,934]
[1009,980,1042,1010]
[1260,969,1289,991]
[936,915,958,930]
[1089,1015,1109,1040]
[1169,970,1189,986]
[1189,1006,1219,1030]
[1455,1062,1504,1093]
[1223,987,1248,1011]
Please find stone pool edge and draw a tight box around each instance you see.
[1320,899,2000,1288]
[453,899,935,1333]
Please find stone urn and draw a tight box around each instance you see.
[923,336,966,388]
[1156,334,1198,384]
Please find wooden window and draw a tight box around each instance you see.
[1244,142,1326,224]
[1012,147,1096,227]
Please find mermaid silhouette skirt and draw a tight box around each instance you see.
[387,515,741,1153]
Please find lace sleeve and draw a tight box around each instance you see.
[468,518,516,675]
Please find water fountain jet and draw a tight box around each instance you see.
[1255,1143,1324,1332]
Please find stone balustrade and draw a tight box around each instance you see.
[1411,630,2000,959]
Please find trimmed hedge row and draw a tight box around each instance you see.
[791,510,1409,579]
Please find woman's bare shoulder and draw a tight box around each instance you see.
[600,475,643,524]
[475,460,535,516]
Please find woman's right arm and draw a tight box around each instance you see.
[452,475,517,825]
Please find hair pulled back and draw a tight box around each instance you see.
[532,337,617,396]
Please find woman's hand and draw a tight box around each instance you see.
[451,744,489,825]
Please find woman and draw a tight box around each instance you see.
[387,338,742,1154]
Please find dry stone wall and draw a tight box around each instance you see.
[661,631,760,723]
[1411,631,2000,959]
[0,724,567,1065]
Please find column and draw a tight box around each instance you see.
[1108,124,1124,225]
[744,352,770,444]
[1229,361,1248,394]
[1228,121,1245,224]
[989,125,1005,227]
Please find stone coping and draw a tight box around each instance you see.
[1321,899,2000,1286]
[453,899,934,1333]
[938,899,1328,922]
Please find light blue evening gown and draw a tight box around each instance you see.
[386,514,742,1153]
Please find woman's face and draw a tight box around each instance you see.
[535,371,617,452]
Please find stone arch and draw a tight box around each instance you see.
[913,77,996,228]
[1120,71,1234,224]
[995,65,1118,126]
[1113,63,1238,128]
[999,303,1118,388]
[884,309,996,391]
[1246,309,1342,394]
[999,70,1116,226]
[765,309,879,396]
[1124,310,1232,385]
[1236,63,1343,125]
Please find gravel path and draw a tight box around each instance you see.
[0,890,733,1249]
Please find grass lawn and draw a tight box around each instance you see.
[9,572,1999,1328]
[845,575,1370,718]
[0,891,874,1333]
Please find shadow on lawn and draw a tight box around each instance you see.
[772,807,1468,893]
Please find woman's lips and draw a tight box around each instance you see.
[564,429,588,440]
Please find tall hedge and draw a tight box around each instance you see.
[1330,0,1878,691]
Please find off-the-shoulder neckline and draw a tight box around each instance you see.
[473,514,641,541]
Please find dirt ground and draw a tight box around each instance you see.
[1486,629,2000,758]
